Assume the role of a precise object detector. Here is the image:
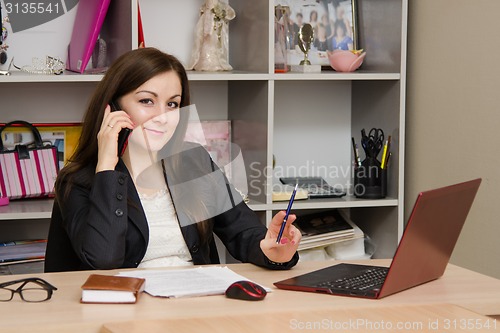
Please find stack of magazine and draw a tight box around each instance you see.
[295,210,363,251]
[0,239,47,265]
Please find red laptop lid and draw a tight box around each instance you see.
[379,178,481,298]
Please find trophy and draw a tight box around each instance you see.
[291,23,321,72]
[298,23,314,65]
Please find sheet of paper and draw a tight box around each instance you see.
[117,266,270,298]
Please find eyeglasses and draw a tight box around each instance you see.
[0,277,57,302]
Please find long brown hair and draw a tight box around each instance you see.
[56,47,212,240]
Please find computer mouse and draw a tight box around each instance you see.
[225,280,267,301]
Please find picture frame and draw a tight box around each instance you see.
[275,0,358,67]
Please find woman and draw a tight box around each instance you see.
[44,47,300,272]
[330,20,353,51]
[314,23,328,51]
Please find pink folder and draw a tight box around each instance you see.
[66,0,111,74]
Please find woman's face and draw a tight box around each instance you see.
[310,11,317,22]
[119,70,182,153]
[321,14,328,25]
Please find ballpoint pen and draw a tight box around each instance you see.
[276,183,298,244]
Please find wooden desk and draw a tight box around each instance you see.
[1,260,499,333]
[101,304,498,333]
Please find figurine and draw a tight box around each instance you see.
[188,0,235,71]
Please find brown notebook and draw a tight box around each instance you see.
[81,274,146,304]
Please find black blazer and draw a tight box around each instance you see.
[45,144,298,272]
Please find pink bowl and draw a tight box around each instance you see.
[327,50,366,72]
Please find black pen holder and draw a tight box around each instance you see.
[354,157,387,199]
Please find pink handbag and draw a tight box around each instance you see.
[0,121,59,200]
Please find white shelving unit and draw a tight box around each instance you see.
[0,0,407,259]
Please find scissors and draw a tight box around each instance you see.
[369,128,384,147]
[361,128,385,158]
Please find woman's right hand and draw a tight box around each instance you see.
[95,105,134,173]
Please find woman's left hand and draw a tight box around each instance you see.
[260,211,302,263]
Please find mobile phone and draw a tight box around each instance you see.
[110,100,131,157]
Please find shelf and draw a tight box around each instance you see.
[272,71,401,81]
[187,71,270,81]
[0,199,53,220]
[271,196,398,211]
[0,71,104,83]
[247,197,398,212]
[0,70,272,83]
[0,196,398,220]
[0,70,401,84]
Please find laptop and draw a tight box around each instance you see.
[274,178,482,299]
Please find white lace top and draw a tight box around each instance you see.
[137,188,193,268]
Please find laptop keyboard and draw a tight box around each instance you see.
[316,267,388,292]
